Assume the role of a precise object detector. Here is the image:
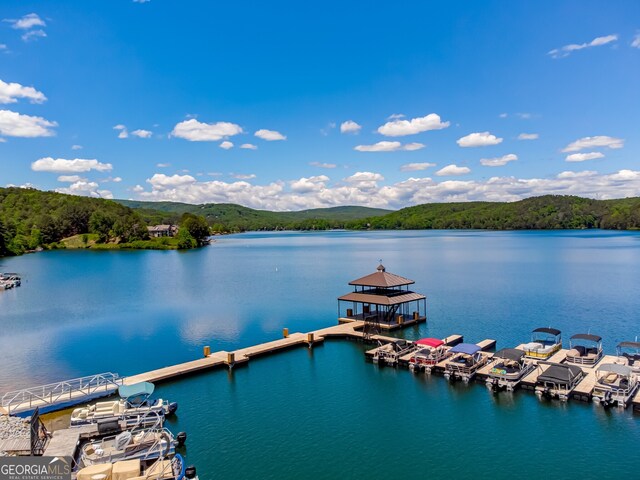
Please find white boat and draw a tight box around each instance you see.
[592,363,639,408]
[443,343,487,383]
[75,453,198,480]
[522,327,562,360]
[485,348,535,391]
[70,382,177,427]
[372,339,416,367]
[535,364,584,401]
[616,341,640,374]
[565,334,603,366]
[78,427,184,468]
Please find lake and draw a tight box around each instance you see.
[1,230,639,478]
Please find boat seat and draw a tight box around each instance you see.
[603,372,618,384]
[567,349,580,358]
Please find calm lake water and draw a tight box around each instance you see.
[1,230,639,478]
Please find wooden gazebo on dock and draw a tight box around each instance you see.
[338,264,427,338]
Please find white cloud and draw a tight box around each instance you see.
[55,180,113,199]
[480,154,518,167]
[219,140,234,150]
[499,113,508,118]
[132,185,144,192]
[31,157,113,173]
[71,144,82,150]
[516,113,532,119]
[354,141,425,152]
[240,143,257,150]
[112,177,122,182]
[5,13,46,30]
[255,129,286,141]
[309,161,336,169]
[147,173,196,190]
[457,131,503,147]
[133,0,151,3]
[230,173,256,180]
[518,133,539,140]
[632,33,640,49]
[156,163,170,168]
[436,164,471,176]
[400,162,436,172]
[0,110,57,137]
[0,79,46,104]
[290,175,329,193]
[377,113,449,137]
[131,129,152,138]
[562,136,624,152]
[113,124,128,139]
[387,113,405,120]
[134,168,640,210]
[340,120,361,134]
[565,152,605,162]
[549,34,618,58]
[172,119,243,141]
[57,175,85,183]
[22,30,46,42]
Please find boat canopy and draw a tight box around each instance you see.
[617,341,640,349]
[449,343,481,356]
[118,382,155,400]
[570,334,602,343]
[532,327,561,336]
[597,363,633,376]
[493,348,525,362]
[415,338,444,348]
[538,365,582,383]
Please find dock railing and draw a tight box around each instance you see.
[1,372,122,415]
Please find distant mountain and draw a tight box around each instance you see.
[346,195,640,230]
[116,200,391,231]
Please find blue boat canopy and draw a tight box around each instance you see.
[118,382,155,400]
[450,343,481,355]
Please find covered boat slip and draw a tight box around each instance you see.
[617,341,640,373]
[576,362,639,407]
[338,265,427,331]
[442,343,491,382]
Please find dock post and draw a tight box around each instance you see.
[227,352,235,370]
[413,311,419,320]
[283,328,289,338]
[307,332,315,348]
[397,315,404,325]
[203,346,210,357]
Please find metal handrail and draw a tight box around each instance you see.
[2,372,122,414]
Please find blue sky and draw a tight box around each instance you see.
[1,0,639,210]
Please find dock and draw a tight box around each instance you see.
[43,424,96,458]
[126,322,362,385]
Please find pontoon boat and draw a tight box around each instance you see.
[70,382,177,427]
[372,339,416,366]
[565,334,603,366]
[485,348,535,391]
[443,343,487,383]
[75,454,199,480]
[616,341,640,374]
[534,364,584,401]
[592,363,639,408]
[78,427,184,468]
[522,327,562,360]
[408,338,450,374]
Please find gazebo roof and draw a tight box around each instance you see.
[349,264,415,288]
[338,291,425,306]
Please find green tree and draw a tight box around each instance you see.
[89,210,116,243]
[176,228,197,249]
[181,214,210,246]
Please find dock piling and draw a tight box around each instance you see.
[307,332,315,348]
[227,352,235,370]
[283,328,289,338]
[203,346,211,357]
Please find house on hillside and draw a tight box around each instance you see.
[147,224,178,238]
